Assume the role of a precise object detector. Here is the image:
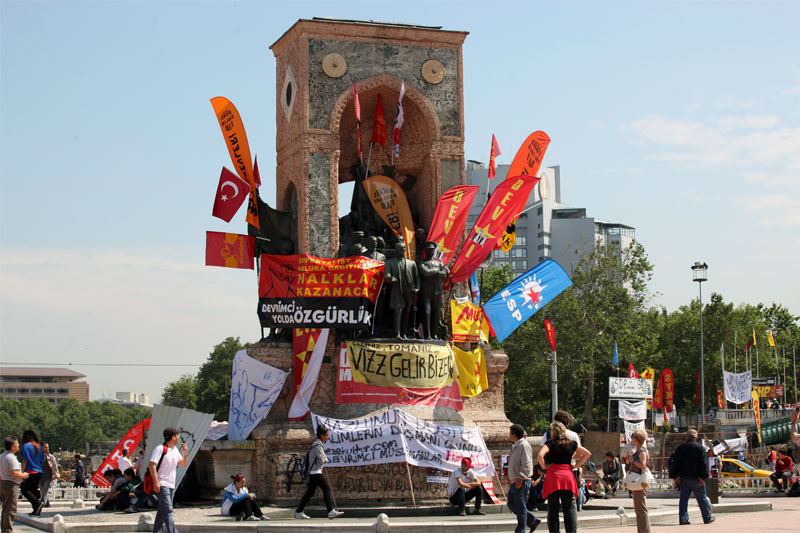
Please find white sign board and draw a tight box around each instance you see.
[723,370,752,405]
[609,377,653,399]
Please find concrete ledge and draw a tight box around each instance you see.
[712,501,772,513]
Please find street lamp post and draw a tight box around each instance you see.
[692,262,708,421]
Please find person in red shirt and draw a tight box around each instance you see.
[769,448,794,491]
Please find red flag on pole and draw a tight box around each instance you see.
[392,82,406,158]
[212,167,250,222]
[354,83,362,162]
[253,154,262,188]
[627,363,640,378]
[371,93,387,145]
[544,320,556,351]
[488,134,502,179]
[205,231,255,270]
[695,371,701,405]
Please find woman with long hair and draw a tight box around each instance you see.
[221,474,268,521]
[626,429,651,533]
[295,425,343,520]
[20,429,45,517]
[537,421,591,533]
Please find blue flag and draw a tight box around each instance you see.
[613,341,619,367]
[469,272,481,305]
[482,259,572,343]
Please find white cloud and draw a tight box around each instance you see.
[731,193,800,227]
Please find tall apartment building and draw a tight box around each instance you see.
[465,162,635,278]
[0,367,90,404]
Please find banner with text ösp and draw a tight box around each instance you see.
[347,341,455,389]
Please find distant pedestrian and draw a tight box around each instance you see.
[537,421,590,533]
[73,454,86,488]
[508,424,541,533]
[669,429,714,525]
[767,448,777,471]
[1,436,30,533]
[295,425,343,520]
[20,429,44,516]
[221,474,268,521]
[39,443,59,508]
[149,427,188,533]
[625,429,650,533]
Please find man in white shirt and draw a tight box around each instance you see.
[448,458,484,516]
[1,436,30,533]
[149,427,188,533]
[117,449,133,475]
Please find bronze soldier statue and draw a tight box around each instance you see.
[383,239,420,338]
[417,241,449,339]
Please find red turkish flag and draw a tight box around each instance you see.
[205,231,255,270]
[212,167,251,222]
[627,363,640,378]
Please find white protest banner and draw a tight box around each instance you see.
[312,408,495,477]
[619,400,647,421]
[609,377,653,399]
[228,350,288,440]
[723,370,752,405]
[623,420,645,443]
[723,436,749,452]
[205,421,229,441]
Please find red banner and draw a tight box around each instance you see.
[450,175,539,283]
[335,344,463,410]
[292,328,324,396]
[205,231,255,269]
[695,371,701,405]
[90,418,151,487]
[371,93,387,145]
[544,320,556,351]
[627,363,640,378]
[662,369,675,412]
[258,254,384,330]
[653,373,664,409]
[427,185,479,264]
[488,134,501,179]
[717,386,725,409]
[212,167,250,222]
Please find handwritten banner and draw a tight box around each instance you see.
[311,408,495,476]
[228,350,288,440]
[623,420,645,443]
[723,370,752,405]
[608,377,653,399]
[347,341,455,389]
[619,400,647,421]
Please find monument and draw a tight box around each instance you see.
[220,18,514,506]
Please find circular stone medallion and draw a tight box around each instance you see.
[421,59,445,84]
[322,53,347,78]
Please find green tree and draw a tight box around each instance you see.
[194,337,249,421]
[161,374,198,410]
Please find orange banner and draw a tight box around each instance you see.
[427,185,479,264]
[717,386,725,409]
[205,231,255,269]
[450,175,539,283]
[210,97,259,229]
[362,175,415,259]
[507,131,551,178]
[662,369,675,412]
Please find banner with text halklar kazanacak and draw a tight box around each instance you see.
[258,254,385,331]
[311,408,495,477]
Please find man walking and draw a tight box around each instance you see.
[39,443,59,508]
[149,427,188,533]
[1,437,30,533]
[669,429,714,525]
[73,454,85,488]
[508,424,541,533]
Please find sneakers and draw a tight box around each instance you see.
[458,509,466,516]
[124,505,138,513]
[259,515,270,521]
[295,511,310,519]
[328,509,344,519]
[246,515,259,521]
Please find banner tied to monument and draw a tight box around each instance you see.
[453,345,489,397]
[205,232,255,270]
[346,340,455,389]
[723,370,752,405]
[311,408,496,476]
[336,344,463,410]
[258,254,384,330]
[450,300,490,343]
[228,351,288,440]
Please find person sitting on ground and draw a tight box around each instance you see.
[448,457,485,516]
[115,468,142,512]
[526,463,545,511]
[601,451,622,495]
[770,448,794,492]
[95,469,125,510]
[221,474,269,521]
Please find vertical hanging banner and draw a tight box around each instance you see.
[662,369,675,412]
[205,231,255,269]
[362,175,416,259]
[641,368,655,409]
[292,328,324,395]
[482,259,572,343]
[371,93,387,145]
[695,371,701,405]
[506,131,552,179]
[427,185,480,264]
[453,345,489,397]
[450,175,540,283]
[653,373,664,409]
[717,387,725,409]
[544,320,556,351]
[90,418,151,487]
[228,351,288,440]
[752,389,762,443]
[289,329,330,421]
[468,272,481,305]
[450,300,490,343]
[210,97,259,229]
[354,83,362,162]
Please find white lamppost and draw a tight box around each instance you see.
[692,262,708,418]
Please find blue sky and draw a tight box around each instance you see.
[2,1,798,403]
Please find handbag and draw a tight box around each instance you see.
[142,444,168,495]
[625,468,654,491]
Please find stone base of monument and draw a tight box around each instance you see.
[217,340,514,506]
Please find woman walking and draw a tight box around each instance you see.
[626,429,651,533]
[221,474,269,521]
[295,426,343,520]
[537,421,591,533]
[20,430,45,517]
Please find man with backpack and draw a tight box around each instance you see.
[148,427,188,533]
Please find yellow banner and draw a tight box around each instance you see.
[767,330,775,347]
[347,341,454,388]
[752,389,762,443]
[362,175,415,259]
[450,300,490,343]
[453,345,488,397]
[641,368,655,409]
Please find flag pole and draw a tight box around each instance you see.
[366,142,373,177]
[756,344,760,377]
[793,346,797,404]
[734,329,737,372]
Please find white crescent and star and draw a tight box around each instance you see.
[220,180,240,201]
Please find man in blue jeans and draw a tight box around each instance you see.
[149,427,188,533]
[669,429,714,525]
[507,424,541,532]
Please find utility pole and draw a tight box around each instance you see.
[551,349,558,420]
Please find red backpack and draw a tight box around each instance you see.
[142,444,168,495]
